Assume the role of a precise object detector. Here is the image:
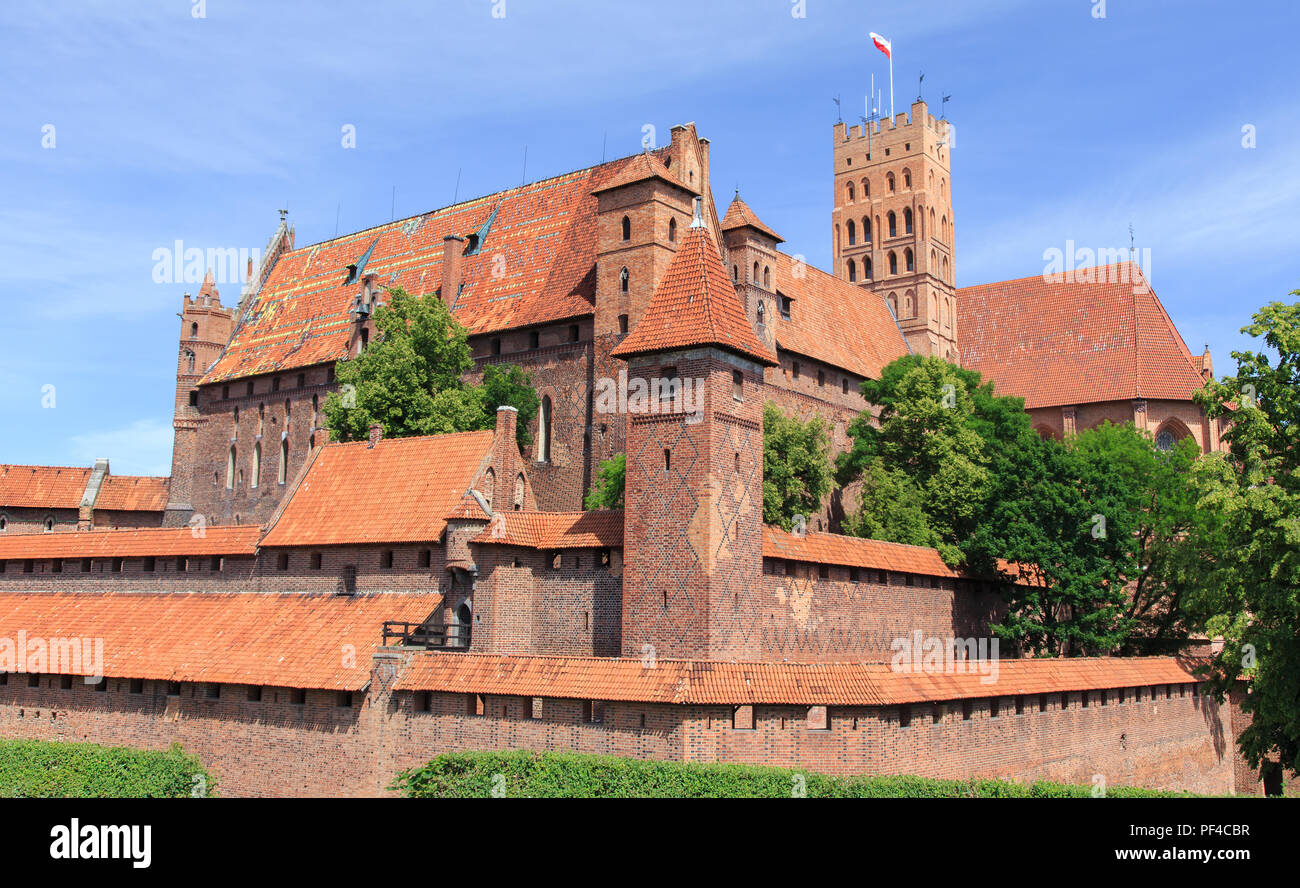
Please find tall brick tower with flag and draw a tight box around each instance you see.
[612,197,777,660]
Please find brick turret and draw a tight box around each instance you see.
[614,199,776,660]
[163,272,235,526]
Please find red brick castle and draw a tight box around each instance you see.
[0,105,1254,797]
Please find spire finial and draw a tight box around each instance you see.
[691,196,705,229]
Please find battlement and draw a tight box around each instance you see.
[835,100,947,143]
[182,291,233,314]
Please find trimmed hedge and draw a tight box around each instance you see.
[0,739,214,798]
[392,750,1190,798]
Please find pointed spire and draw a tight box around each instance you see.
[611,216,776,366]
[720,192,783,243]
[690,196,705,229]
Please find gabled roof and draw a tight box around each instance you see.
[0,465,171,513]
[591,151,696,195]
[444,490,491,522]
[958,263,1207,409]
[0,465,91,510]
[395,652,1204,706]
[766,252,910,379]
[0,591,438,690]
[471,510,624,549]
[201,151,672,384]
[612,220,777,365]
[720,193,782,242]
[95,475,169,512]
[260,431,494,547]
[0,526,261,560]
[762,526,957,577]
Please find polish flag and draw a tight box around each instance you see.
[869,32,892,59]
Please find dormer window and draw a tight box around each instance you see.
[464,233,480,254]
[777,293,792,320]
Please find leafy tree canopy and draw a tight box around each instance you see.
[762,402,833,530]
[584,453,626,510]
[322,287,538,449]
[1184,298,1300,777]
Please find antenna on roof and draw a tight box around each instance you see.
[334,202,341,238]
[521,145,528,186]
[601,131,607,163]
[833,94,842,123]
[453,168,462,204]
[391,186,396,221]
[917,70,924,103]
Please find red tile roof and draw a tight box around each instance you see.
[395,652,1203,705]
[0,526,261,560]
[260,431,493,547]
[720,193,782,242]
[762,525,957,577]
[958,263,1207,409]
[94,475,169,512]
[0,591,438,690]
[591,151,695,195]
[0,465,91,510]
[612,222,777,365]
[768,252,911,380]
[202,151,674,384]
[471,510,624,549]
[444,491,491,522]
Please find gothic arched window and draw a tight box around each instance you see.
[535,396,552,463]
[621,216,631,241]
[619,267,629,293]
[888,211,897,238]
[847,259,857,282]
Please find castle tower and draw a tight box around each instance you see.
[832,99,957,359]
[719,193,783,353]
[611,198,777,660]
[163,271,235,526]
[591,152,699,340]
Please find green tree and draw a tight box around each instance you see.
[837,356,1006,560]
[322,287,538,448]
[480,363,540,451]
[840,355,1199,655]
[584,453,626,510]
[762,403,833,530]
[841,461,944,552]
[1184,298,1300,781]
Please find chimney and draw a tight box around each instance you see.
[441,235,465,303]
[368,423,383,449]
[494,405,518,447]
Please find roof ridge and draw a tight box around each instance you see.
[959,260,1140,293]
[325,428,494,449]
[288,149,660,254]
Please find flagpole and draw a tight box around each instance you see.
[889,51,895,119]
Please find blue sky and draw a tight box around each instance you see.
[1,0,1296,475]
